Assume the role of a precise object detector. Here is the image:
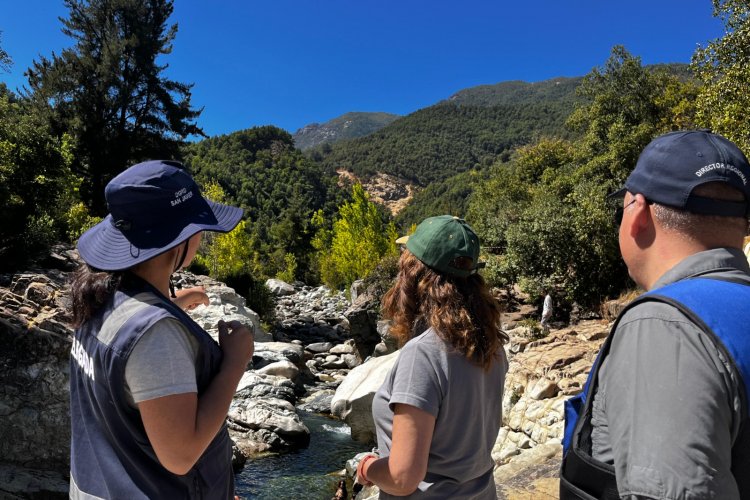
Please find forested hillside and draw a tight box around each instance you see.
[388,64,694,228]
[443,77,582,107]
[182,126,347,282]
[293,111,400,150]
[311,77,587,187]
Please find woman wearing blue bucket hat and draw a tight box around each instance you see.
[69,160,253,499]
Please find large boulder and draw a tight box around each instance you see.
[228,397,310,450]
[265,279,295,296]
[0,273,72,472]
[186,280,271,343]
[252,342,305,367]
[0,272,72,498]
[343,288,381,359]
[331,351,399,443]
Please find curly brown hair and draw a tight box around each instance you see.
[381,250,507,370]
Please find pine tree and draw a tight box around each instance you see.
[26,0,203,214]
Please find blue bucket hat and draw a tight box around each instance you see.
[77,160,243,271]
[611,130,750,216]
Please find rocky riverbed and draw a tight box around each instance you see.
[0,246,617,499]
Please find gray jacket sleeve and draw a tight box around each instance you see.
[599,302,742,500]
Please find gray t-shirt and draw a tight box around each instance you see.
[124,318,200,407]
[372,327,508,499]
[591,247,749,499]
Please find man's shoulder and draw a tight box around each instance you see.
[617,297,691,327]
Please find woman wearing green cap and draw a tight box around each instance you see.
[356,215,509,498]
[69,160,253,499]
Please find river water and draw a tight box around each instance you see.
[235,412,367,499]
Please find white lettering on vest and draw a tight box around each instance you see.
[71,338,95,382]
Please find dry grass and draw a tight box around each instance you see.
[599,288,642,322]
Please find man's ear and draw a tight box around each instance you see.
[628,194,652,238]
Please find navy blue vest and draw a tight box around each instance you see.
[560,278,750,499]
[69,276,235,499]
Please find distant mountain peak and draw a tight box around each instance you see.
[293,111,400,151]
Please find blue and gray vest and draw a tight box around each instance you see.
[560,278,750,499]
[69,277,234,499]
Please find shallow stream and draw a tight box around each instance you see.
[235,411,366,499]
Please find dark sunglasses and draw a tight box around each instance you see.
[614,198,637,226]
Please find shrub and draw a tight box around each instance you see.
[222,272,277,324]
[516,317,547,340]
[361,252,400,299]
[65,202,102,241]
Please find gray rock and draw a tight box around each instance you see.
[331,351,399,442]
[257,360,300,380]
[186,283,271,342]
[0,273,71,475]
[297,389,335,414]
[253,342,305,365]
[342,353,361,369]
[344,290,381,359]
[0,464,69,499]
[229,398,310,442]
[265,279,295,296]
[322,358,348,370]
[235,372,297,403]
[350,279,365,303]
[306,342,333,353]
[330,342,355,355]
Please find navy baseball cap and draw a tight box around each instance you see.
[77,160,243,271]
[611,130,750,216]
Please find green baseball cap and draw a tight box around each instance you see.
[397,215,484,278]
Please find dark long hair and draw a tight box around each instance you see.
[70,265,125,328]
[381,250,507,370]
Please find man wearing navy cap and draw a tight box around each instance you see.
[561,131,750,499]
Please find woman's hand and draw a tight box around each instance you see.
[139,319,255,476]
[217,320,254,374]
[172,286,209,311]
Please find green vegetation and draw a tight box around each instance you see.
[442,77,582,108]
[0,84,78,269]
[2,0,749,319]
[0,32,11,73]
[395,169,485,228]
[183,126,347,283]
[315,97,579,187]
[468,47,700,307]
[692,0,750,153]
[516,318,546,340]
[313,184,399,291]
[25,0,202,215]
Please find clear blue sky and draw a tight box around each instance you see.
[2,0,724,137]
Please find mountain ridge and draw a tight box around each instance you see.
[293,111,400,151]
